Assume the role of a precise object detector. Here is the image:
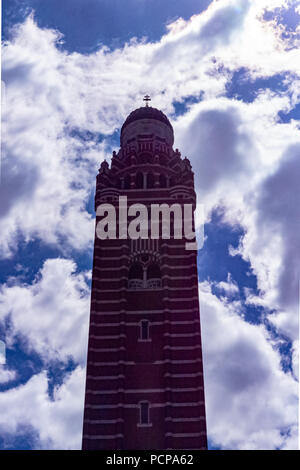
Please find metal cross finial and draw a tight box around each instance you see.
[143,94,151,107]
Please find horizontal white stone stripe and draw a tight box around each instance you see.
[90,309,165,314]
[90,308,198,316]
[94,253,196,261]
[91,307,199,314]
[90,310,122,315]
[85,386,203,394]
[94,252,197,261]
[91,295,198,302]
[91,285,198,293]
[164,372,203,378]
[160,244,195,250]
[154,359,202,365]
[84,418,124,424]
[161,253,196,259]
[94,255,129,261]
[164,332,200,337]
[96,192,191,198]
[95,245,128,250]
[154,263,197,270]
[86,372,203,380]
[88,361,135,366]
[89,347,126,352]
[93,266,128,272]
[91,302,199,308]
[153,401,205,408]
[83,434,124,440]
[162,276,198,280]
[91,296,199,302]
[86,375,125,380]
[163,297,199,302]
[92,274,198,281]
[95,194,177,199]
[89,334,126,339]
[165,432,206,438]
[93,262,196,272]
[165,417,205,423]
[163,345,201,351]
[161,286,198,292]
[90,319,200,325]
[94,255,197,262]
[88,358,202,366]
[84,401,205,409]
[92,287,127,293]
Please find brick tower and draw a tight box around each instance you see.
[82,100,207,450]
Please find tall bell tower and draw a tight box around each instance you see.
[82,99,207,450]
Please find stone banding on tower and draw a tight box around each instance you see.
[82,102,207,450]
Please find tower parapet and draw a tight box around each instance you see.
[96,107,195,210]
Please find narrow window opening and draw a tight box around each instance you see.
[140,320,150,340]
[146,263,162,289]
[136,172,143,189]
[159,174,167,188]
[146,173,155,189]
[128,263,144,289]
[124,174,130,189]
[140,401,150,425]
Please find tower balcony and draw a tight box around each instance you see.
[169,185,196,205]
[95,187,120,205]
[128,278,162,290]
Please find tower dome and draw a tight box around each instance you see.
[121,106,173,134]
[120,104,174,147]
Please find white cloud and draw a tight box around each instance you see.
[175,91,300,343]
[0,366,85,449]
[0,258,90,364]
[215,273,240,296]
[228,142,300,342]
[0,366,16,384]
[199,282,298,450]
[2,0,299,257]
[1,0,299,450]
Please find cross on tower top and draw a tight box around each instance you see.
[143,94,151,107]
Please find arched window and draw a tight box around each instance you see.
[140,320,150,341]
[169,177,176,187]
[146,173,155,189]
[136,172,143,189]
[128,263,143,289]
[159,174,167,188]
[146,264,161,289]
[139,401,150,425]
[139,153,152,164]
[124,174,130,189]
[147,263,160,279]
[160,155,167,166]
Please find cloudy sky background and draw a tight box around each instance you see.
[0,0,299,449]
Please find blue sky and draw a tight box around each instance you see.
[3,0,212,52]
[1,0,299,450]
